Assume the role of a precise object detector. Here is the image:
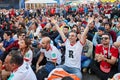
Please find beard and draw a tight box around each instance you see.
[103,42,109,46]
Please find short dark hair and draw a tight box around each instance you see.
[63,26,69,29]
[40,30,49,37]
[19,22,25,29]
[104,22,112,28]
[17,30,26,37]
[102,32,111,38]
[8,50,23,66]
[69,30,77,37]
[4,31,12,37]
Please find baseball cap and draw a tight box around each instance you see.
[98,27,105,31]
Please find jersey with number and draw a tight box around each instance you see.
[41,44,62,64]
[64,39,83,69]
[8,62,37,80]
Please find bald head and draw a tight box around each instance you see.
[41,37,51,49]
[41,37,51,44]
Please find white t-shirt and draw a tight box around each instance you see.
[41,44,62,64]
[64,39,83,69]
[24,49,33,65]
[8,62,37,80]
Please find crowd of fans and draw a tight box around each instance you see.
[0,1,120,80]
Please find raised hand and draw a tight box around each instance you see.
[87,17,94,25]
[50,17,57,24]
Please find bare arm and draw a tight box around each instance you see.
[80,17,94,44]
[36,52,44,68]
[51,18,67,42]
[103,56,117,65]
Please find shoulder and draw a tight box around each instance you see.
[96,44,103,47]
[111,45,118,50]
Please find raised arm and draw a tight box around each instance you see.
[51,18,67,42]
[80,17,94,44]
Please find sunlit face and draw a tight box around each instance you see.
[72,27,77,32]
[18,33,25,40]
[80,27,85,33]
[90,22,95,29]
[41,39,48,49]
[4,56,13,71]
[101,35,110,45]
[98,30,104,36]
[18,24,22,29]
[63,28,69,35]
[68,32,77,43]
[18,40,26,49]
[105,24,110,30]
[3,33,9,40]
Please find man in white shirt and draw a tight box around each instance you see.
[36,37,62,80]
[2,50,37,80]
[51,17,94,79]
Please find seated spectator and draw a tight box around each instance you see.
[0,50,37,80]
[112,22,120,37]
[113,36,120,72]
[18,37,33,65]
[89,33,119,80]
[55,26,69,50]
[36,37,62,80]
[0,31,26,61]
[104,22,117,42]
[87,21,97,41]
[52,17,94,79]
[92,26,113,46]
[0,31,14,56]
[81,39,93,73]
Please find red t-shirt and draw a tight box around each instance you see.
[104,5,112,14]
[95,44,118,70]
[79,7,84,13]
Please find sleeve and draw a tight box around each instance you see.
[5,41,19,52]
[24,50,33,65]
[92,33,98,46]
[111,47,119,58]
[116,36,120,42]
[85,40,93,58]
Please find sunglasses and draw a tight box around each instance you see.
[101,37,109,40]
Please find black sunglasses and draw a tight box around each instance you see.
[101,37,109,40]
